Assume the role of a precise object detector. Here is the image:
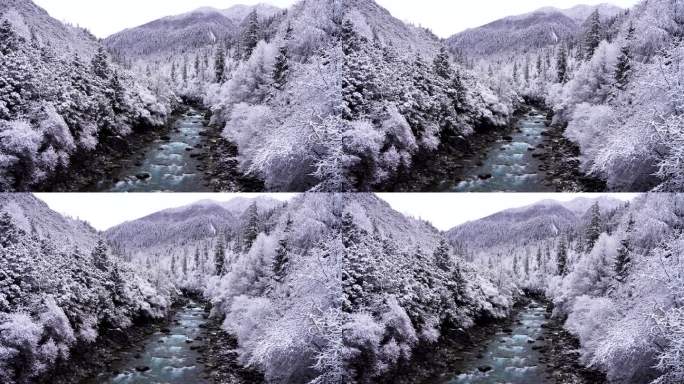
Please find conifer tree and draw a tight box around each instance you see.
[272,46,289,90]
[91,46,110,79]
[214,239,226,276]
[214,45,225,83]
[557,236,568,276]
[615,24,635,90]
[586,202,602,250]
[615,215,635,282]
[243,202,259,251]
[434,239,452,272]
[92,239,109,271]
[244,10,260,59]
[273,216,293,282]
[557,45,568,83]
[433,47,452,79]
[585,10,602,59]
[0,20,24,55]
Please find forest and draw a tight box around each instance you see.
[1,0,681,191]
[0,193,683,384]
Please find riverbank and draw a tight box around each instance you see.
[380,104,606,192]
[34,106,187,192]
[199,117,264,192]
[34,295,263,384]
[373,295,606,384]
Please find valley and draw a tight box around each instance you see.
[2,193,683,384]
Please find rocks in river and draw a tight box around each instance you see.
[160,135,171,141]
[502,328,513,334]
[478,366,493,373]
[136,173,150,180]
[478,174,493,180]
[135,366,150,372]
[160,327,171,334]
[503,135,514,141]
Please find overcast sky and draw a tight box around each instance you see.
[33,0,640,39]
[34,193,639,232]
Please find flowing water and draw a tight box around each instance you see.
[445,301,550,384]
[102,109,211,192]
[453,109,554,192]
[94,302,209,384]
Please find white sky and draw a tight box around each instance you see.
[32,0,641,39]
[34,193,639,232]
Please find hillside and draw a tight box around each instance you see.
[0,0,99,57]
[447,197,624,250]
[0,193,99,250]
[103,4,282,59]
[447,4,623,57]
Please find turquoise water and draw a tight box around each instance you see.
[95,302,209,384]
[445,301,550,384]
[453,110,554,192]
[105,109,211,192]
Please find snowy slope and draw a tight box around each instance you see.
[103,4,282,59]
[446,197,624,250]
[447,3,623,57]
[538,3,624,22]
[0,193,100,250]
[104,197,283,252]
[345,0,441,57]
[0,0,100,58]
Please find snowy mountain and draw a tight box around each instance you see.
[104,197,282,252]
[538,3,624,22]
[0,0,99,57]
[103,4,282,59]
[103,9,239,58]
[446,4,623,57]
[344,0,441,57]
[0,193,99,250]
[219,3,282,22]
[446,197,623,250]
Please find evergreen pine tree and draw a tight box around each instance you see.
[557,236,568,276]
[0,212,24,248]
[557,45,568,83]
[586,202,602,250]
[182,253,188,276]
[214,239,226,276]
[512,61,519,84]
[585,10,602,59]
[273,216,293,282]
[433,47,452,79]
[92,239,109,271]
[170,254,177,276]
[243,202,259,251]
[214,45,225,83]
[272,46,289,90]
[170,61,177,83]
[513,254,519,277]
[243,10,260,59]
[615,24,635,90]
[524,253,530,276]
[615,215,635,282]
[434,239,452,272]
[0,20,24,55]
[91,46,110,79]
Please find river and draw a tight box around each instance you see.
[88,301,210,384]
[97,108,212,192]
[444,300,550,384]
[452,108,555,192]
